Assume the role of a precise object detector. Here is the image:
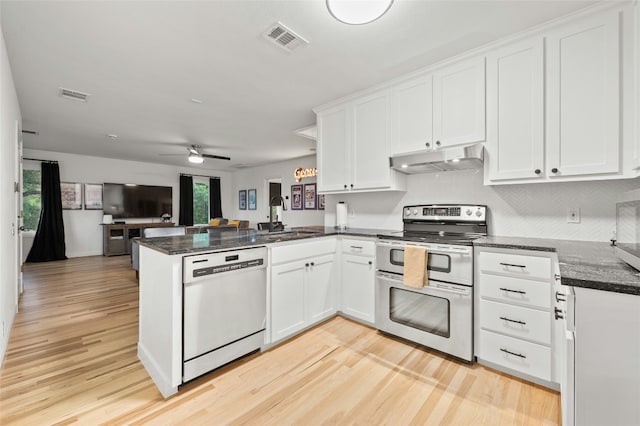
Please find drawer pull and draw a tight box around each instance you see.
[499,316,526,325]
[499,262,527,269]
[500,348,526,359]
[555,291,566,302]
[350,245,363,250]
[499,287,526,295]
[554,307,564,320]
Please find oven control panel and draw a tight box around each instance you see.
[403,204,486,222]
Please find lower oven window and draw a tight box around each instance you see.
[389,288,450,338]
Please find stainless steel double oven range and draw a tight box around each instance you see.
[376,204,488,362]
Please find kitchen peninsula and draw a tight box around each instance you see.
[136,227,386,397]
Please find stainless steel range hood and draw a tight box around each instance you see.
[390,143,484,174]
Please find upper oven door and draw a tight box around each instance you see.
[376,240,473,286]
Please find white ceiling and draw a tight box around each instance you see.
[1,0,596,172]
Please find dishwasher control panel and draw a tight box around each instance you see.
[193,258,264,277]
[183,246,267,283]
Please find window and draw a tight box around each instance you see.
[193,179,209,225]
[23,169,41,231]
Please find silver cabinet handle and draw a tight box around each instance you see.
[350,245,363,250]
[500,262,526,268]
[554,307,564,320]
[499,316,526,325]
[499,287,526,295]
[555,291,566,302]
[500,348,526,358]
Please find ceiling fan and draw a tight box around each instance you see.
[160,144,231,164]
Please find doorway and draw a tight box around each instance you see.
[266,177,283,223]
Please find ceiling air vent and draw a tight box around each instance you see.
[59,87,90,102]
[263,22,309,52]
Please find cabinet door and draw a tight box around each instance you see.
[486,38,544,182]
[547,11,620,178]
[352,90,392,190]
[391,74,433,154]
[271,262,306,342]
[433,57,486,148]
[341,254,375,324]
[306,254,337,324]
[317,104,350,192]
[635,1,640,171]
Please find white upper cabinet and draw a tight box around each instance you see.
[635,0,640,171]
[352,91,392,190]
[433,57,486,148]
[317,104,350,192]
[391,74,433,153]
[485,37,545,182]
[316,90,405,194]
[546,11,620,178]
[390,58,485,156]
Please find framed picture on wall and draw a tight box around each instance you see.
[248,189,257,210]
[60,182,82,210]
[291,184,303,210]
[239,190,247,210]
[317,193,325,210]
[83,183,103,210]
[304,183,316,210]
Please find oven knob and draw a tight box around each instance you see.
[412,209,418,215]
[475,210,482,217]
[405,208,412,216]
[466,209,472,216]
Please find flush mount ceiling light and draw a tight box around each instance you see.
[188,152,204,164]
[326,0,394,25]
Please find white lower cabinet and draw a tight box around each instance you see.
[271,262,307,342]
[475,247,559,387]
[270,239,337,343]
[339,238,376,325]
[341,253,375,324]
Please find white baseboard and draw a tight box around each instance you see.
[137,342,178,399]
[66,250,104,258]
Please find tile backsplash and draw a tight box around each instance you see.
[324,170,640,242]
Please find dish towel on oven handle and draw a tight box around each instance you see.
[403,245,428,288]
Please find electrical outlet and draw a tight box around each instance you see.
[567,207,581,223]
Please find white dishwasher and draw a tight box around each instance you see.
[182,246,267,382]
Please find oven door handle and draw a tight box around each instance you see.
[377,273,471,296]
[376,241,471,255]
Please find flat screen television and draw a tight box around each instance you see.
[103,183,173,219]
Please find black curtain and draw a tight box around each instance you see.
[26,162,67,262]
[209,178,223,219]
[179,174,194,226]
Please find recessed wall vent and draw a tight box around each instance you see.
[59,87,90,102]
[263,22,309,52]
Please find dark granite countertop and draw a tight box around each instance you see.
[137,226,394,256]
[474,236,640,296]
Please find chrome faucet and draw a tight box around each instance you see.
[269,195,287,232]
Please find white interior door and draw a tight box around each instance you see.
[15,120,23,299]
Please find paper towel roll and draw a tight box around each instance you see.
[336,202,348,229]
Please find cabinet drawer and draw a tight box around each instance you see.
[341,238,376,257]
[271,238,336,265]
[478,273,551,309]
[478,251,551,281]
[478,330,551,381]
[479,299,551,345]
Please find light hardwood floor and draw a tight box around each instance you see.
[0,255,560,425]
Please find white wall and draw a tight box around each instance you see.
[230,155,324,228]
[324,169,640,242]
[22,149,233,258]
[0,27,21,364]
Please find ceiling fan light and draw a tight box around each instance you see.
[326,0,393,25]
[188,153,204,164]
